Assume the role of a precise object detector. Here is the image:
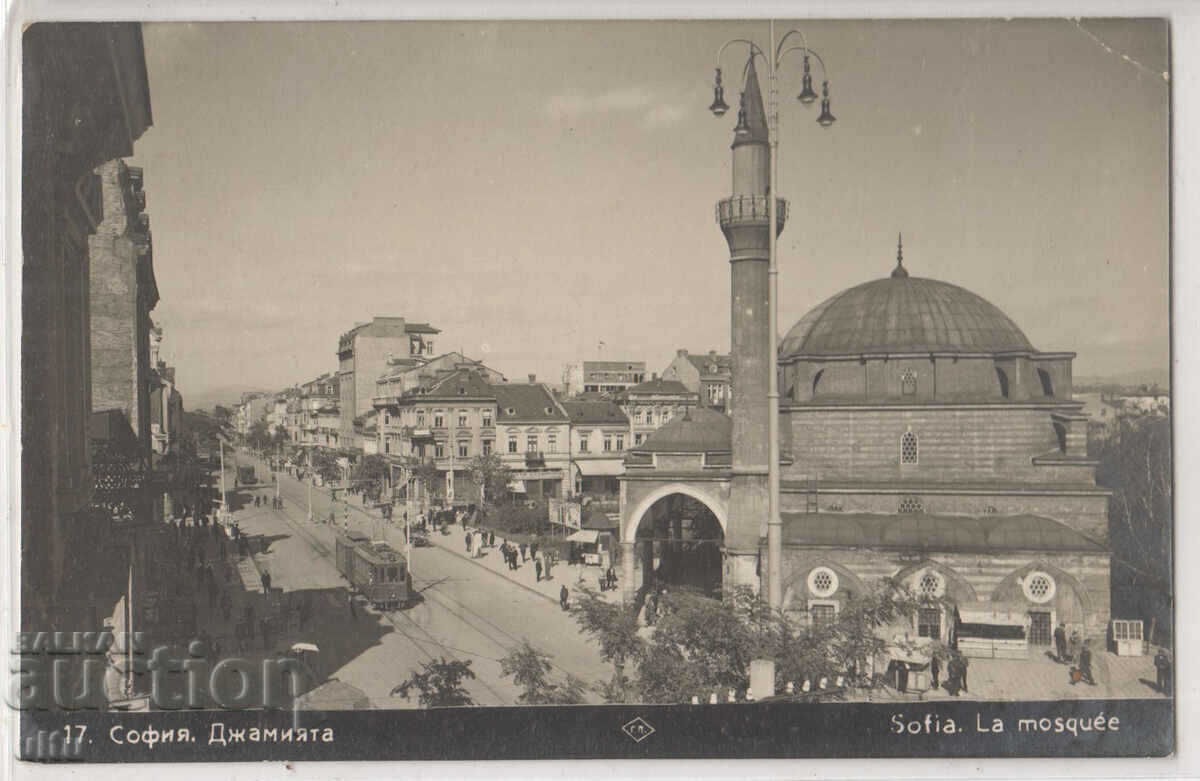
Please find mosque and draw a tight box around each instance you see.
[618,57,1111,648]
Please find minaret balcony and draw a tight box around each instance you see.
[716,195,788,232]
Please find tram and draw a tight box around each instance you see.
[334,530,413,609]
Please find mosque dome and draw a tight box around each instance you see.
[779,238,1034,360]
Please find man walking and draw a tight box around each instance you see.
[260,569,272,594]
[1054,622,1068,663]
[535,557,543,583]
[559,585,569,611]
[465,531,472,553]
[1154,648,1172,694]
[520,543,528,563]
[1078,640,1095,686]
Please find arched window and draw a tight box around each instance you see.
[901,369,917,396]
[1037,369,1054,397]
[1023,571,1057,603]
[811,369,824,397]
[898,495,924,514]
[900,428,919,465]
[995,368,1010,399]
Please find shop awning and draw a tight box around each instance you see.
[576,459,624,477]
[507,480,526,493]
[566,529,600,544]
[956,601,1028,625]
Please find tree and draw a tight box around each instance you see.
[246,419,272,452]
[569,586,646,702]
[391,657,475,707]
[499,640,588,705]
[213,405,233,431]
[467,453,510,506]
[409,458,441,501]
[353,454,389,502]
[308,448,342,484]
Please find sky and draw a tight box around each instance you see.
[128,18,1170,401]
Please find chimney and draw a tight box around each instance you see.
[528,374,537,384]
[677,349,688,357]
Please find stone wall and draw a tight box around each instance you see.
[777,545,1111,641]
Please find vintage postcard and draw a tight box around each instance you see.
[7,14,1174,767]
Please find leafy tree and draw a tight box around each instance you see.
[213,405,233,430]
[353,454,389,502]
[408,458,441,500]
[1093,410,1172,640]
[246,419,272,452]
[391,657,475,707]
[568,586,646,702]
[181,410,223,452]
[308,448,343,484]
[499,640,588,705]
[467,453,511,507]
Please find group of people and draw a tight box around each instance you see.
[253,494,283,510]
[1053,622,1096,686]
[597,567,618,592]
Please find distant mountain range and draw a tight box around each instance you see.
[1075,368,1170,390]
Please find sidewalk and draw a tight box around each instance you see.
[421,523,623,607]
[243,450,621,609]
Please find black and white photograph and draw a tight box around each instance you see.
[7,10,1180,767]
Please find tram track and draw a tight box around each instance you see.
[260,482,515,706]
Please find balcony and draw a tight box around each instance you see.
[524,451,546,468]
[715,194,788,232]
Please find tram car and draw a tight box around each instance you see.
[334,531,413,609]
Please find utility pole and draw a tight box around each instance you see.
[219,439,227,524]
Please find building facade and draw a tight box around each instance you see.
[494,381,571,502]
[662,349,733,411]
[21,22,153,627]
[562,399,629,501]
[616,378,698,448]
[563,360,647,397]
[337,317,440,447]
[619,58,1111,651]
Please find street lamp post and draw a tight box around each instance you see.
[711,21,835,610]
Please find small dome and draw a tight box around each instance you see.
[635,407,731,453]
[780,276,1035,359]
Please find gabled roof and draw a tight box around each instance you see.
[418,369,498,401]
[622,378,693,397]
[494,384,567,423]
[561,400,629,425]
[685,352,732,376]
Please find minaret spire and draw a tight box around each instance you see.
[892,232,909,278]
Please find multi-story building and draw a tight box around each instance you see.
[21,22,153,628]
[148,324,183,458]
[494,379,571,502]
[89,159,157,455]
[563,360,647,397]
[562,399,629,500]
[375,351,505,402]
[379,367,501,505]
[662,349,733,411]
[616,377,699,448]
[286,373,339,448]
[235,391,270,439]
[337,317,440,448]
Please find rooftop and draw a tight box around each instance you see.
[561,399,629,425]
[633,406,731,453]
[494,384,568,423]
[622,378,694,397]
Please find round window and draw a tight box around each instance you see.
[1022,571,1057,603]
[916,570,945,598]
[807,567,839,598]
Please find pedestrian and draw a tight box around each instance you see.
[261,569,271,594]
[606,567,617,590]
[1068,628,1081,663]
[260,618,271,651]
[945,658,961,696]
[520,543,528,563]
[488,531,495,548]
[1078,640,1095,686]
[1154,648,1172,694]
[930,653,940,690]
[1054,622,1067,663]
[535,558,543,583]
[560,585,569,611]
[465,532,472,553]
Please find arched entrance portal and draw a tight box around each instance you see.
[634,493,725,596]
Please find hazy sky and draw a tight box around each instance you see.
[128,19,1169,399]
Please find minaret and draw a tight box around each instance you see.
[716,57,785,591]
